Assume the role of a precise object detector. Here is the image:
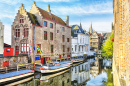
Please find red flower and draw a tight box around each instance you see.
[111,38,114,42]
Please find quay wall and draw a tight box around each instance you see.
[0,56,28,68]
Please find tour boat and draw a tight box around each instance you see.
[40,64,71,74]
[0,70,34,85]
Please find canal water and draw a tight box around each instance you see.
[7,58,112,86]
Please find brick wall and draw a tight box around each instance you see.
[0,56,28,68]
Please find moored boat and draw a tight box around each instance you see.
[40,64,70,74]
[0,70,34,85]
[54,60,73,65]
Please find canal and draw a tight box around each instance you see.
[6,58,112,86]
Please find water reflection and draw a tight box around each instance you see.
[6,58,112,86]
[71,62,90,86]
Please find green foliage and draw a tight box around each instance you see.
[101,32,114,59]
[103,69,114,86]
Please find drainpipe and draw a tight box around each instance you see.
[33,26,35,69]
[55,23,56,60]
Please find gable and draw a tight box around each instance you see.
[37,7,66,25]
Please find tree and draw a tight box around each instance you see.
[101,32,114,59]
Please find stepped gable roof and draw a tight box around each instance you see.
[27,12,40,26]
[37,7,66,26]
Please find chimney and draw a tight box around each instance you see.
[47,5,51,13]
[66,16,69,26]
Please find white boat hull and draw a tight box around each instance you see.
[40,65,70,74]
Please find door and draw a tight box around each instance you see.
[15,46,19,56]
[44,57,46,65]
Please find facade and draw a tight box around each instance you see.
[0,22,4,57]
[113,0,130,86]
[71,24,94,58]
[11,2,71,63]
[88,23,102,52]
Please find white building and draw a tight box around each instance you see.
[0,22,4,57]
[71,24,95,58]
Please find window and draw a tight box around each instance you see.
[16,46,19,52]
[50,23,53,28]
[21,43,29,53]
[44,31,47,40]
[67,38,69,42]
[82,46,83,51]
[57,30,59,33]
[79,46,80,51]
[44,21,47,27]
[75,45,77,52]
[62,35,65,42]
[62,81,64,86]
[67,79,69,83]
[20,18,24,23]
[50,32,53,40]
[24,28,29,37]
[51,45,53,53]
[37,44,41,54]
[16,29,20,38]
[63,45,65,52]
[62,27,65,31]
[67,48,69,52]
[74,30,78,34]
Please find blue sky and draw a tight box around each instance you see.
[0,0,114,44]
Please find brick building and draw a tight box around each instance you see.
[11,2,71,63]
[113,0,130,86]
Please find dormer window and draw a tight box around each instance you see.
[20,18,24,23]
[74,30,78,34]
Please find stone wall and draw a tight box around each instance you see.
[0,56,28,68]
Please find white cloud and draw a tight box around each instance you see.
[4,24,11,45]
[0,0,21,5]
[0,14,14,19]
[35,0,77,2]
[70,21,113,33]
[51,2,113,15]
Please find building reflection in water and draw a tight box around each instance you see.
[71,62,90,86]
[37,69,71,86]
[90,57,103,77]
